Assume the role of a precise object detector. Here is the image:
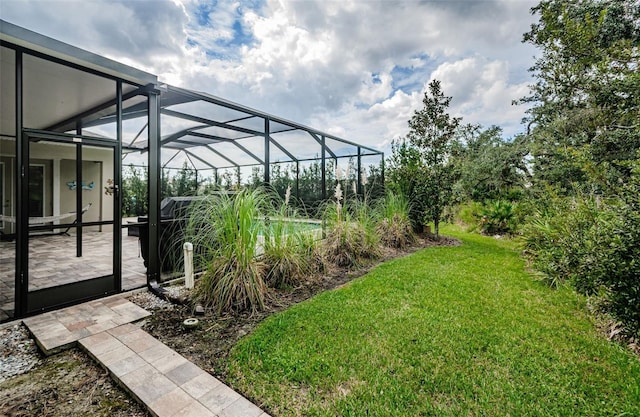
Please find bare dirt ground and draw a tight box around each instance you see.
[0,234,455,416]
[0,347,148,417]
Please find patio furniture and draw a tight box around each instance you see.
[0,203,92,240]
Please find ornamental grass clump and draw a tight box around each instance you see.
[323,182,381,267]
[262,186,318,288]
[376,191,415,249]
[189,188,269,314]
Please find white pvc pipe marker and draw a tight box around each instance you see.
[184,242,194,289]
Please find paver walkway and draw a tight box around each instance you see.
[23,295,151,355]
[23,295,270,417]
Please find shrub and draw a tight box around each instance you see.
[478,200,519,235]
[456,199,525,236]
[456,201,483,232]
[376,191,415,248]
[600,163,640,336]
[520,194,612,293]
[521,173,640,337]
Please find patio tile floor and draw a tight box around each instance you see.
[0,230,147,321]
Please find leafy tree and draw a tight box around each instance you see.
[521,0,640,193]
[121,164,147,217]
[161,168,174,199]
[389,79,461,238]
[519,0,640,336]
[172,161,198,196]
[454,125,530,202]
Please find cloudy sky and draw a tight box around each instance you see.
[1,0,540,153]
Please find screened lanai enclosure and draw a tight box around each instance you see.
[0,20,384,321]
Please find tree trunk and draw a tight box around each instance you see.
[434,220,440,240]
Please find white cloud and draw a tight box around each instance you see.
[1,0,539,154]
[430,57,530,137]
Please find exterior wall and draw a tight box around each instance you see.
[0,140,114,232]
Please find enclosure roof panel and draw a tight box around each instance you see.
[0,19,156,85]
[161,84,382,156]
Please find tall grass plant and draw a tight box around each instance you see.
[187,188,269,314]
[376,191,415,248]
[322,183,381,267]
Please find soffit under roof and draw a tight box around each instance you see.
[0,20,156,138]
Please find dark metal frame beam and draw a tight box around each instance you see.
[264,119,270,184]
[268,136,298,162]
[186,131,263,164]
[184,149,218,170]
[15,50,26,317]
[308,132,338,159]
[161,108,262,139]
[206,144,239,167]
[147,90,161,288]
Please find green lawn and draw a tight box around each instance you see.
[228,227,640,416]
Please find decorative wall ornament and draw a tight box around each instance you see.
[104,178,115,196]
[66,180,95,191]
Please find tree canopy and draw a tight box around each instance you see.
[521,0,640,193]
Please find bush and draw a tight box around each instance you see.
[456,201,483,232]
[520,194,612,293]
[601,163,640,336]
[478,200,519,235]
[456,199,524,236]
[376,191,415,248]
[521,169,640,337]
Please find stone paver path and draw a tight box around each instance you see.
[23,295,270,417]
[23,295,151,355]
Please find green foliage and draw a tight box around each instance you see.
[188,188,269,314]
[228,228,640,417]
[171,161,198,196]
[262,194,321,288]
[478,200,520,235]
[295,230,326,275]
[521,194,612,292]
[121,164,147,217]
[600,161,640,335]
[375,191,415,249]
[517,0,640,335]
[520,172,640,336]
[388,79,461,238]
[262,220,307,289]
[456,201,481,231]
[457,199,525,236]
[454,125,529,203]
[521,0,640,193]
[322,184,381,267]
